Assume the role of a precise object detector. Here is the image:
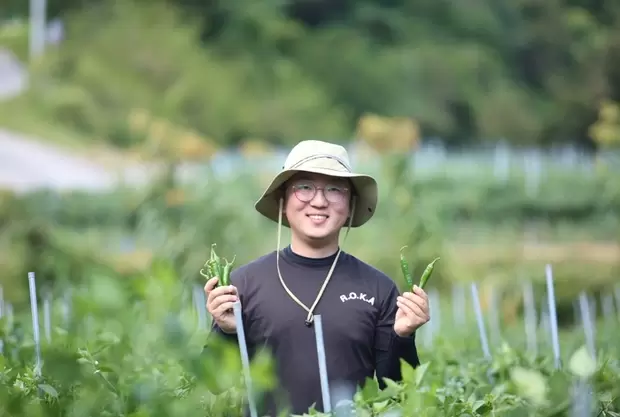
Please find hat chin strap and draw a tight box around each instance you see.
[276,197,356,326]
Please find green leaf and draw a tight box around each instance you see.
[400,359,416,384]
[472,399,492,415]
[509,366,548,407]
[360,377,380,401]
[379,378,403,399]
[415,362,430,387]
[96,364,116,373]
[568,346,597,379]
[38,383,59,398]
[372,399,390,413]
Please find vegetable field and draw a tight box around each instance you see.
[0,258,619,417]
[0,153,619,416]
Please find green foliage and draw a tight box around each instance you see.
[18,0,348,149]
[4,0,620,147]
[0,21,29,62]
[0,260,619,416]
[0,157,618,320]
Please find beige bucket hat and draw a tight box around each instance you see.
[254,140,378,228]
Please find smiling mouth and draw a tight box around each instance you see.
[307,214,329,220]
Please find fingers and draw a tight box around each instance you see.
[209,291,238,312]
[412,285,429,302]
[397,298,428,322]
[204,277,219,294]
[205,280,237,302]
[205,279,238,315]
[405,287,428,310]
[398,292,430,321]
[212,300,237,318]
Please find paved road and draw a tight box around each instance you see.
[0,47,138,193]
[0,129,152,193]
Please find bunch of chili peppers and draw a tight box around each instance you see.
[200,243,236,287]
[399,245,440,289]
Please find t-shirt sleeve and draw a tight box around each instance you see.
[374,281,421,387]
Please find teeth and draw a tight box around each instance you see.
[309,215,326,220]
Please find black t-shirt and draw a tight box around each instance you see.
[207,245,420,416]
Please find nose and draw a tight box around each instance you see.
[310,188,329,207]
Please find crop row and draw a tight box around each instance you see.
[1,255,619,416]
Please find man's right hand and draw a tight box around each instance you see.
[205,277,238,334]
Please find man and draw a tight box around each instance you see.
[204,140,429,416]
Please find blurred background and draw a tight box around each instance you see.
[0,0,619,336]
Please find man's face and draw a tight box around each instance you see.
[284,172,352,244]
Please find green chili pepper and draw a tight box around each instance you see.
[200,244,237,287]
[210,243,220,265]
[209,244,225,283]
[419,257,440,289]
[399,246,413,288]
[208,260,218,283]
[221,255,236,286]
[199,265,210,280]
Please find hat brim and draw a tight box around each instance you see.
[255,167,378,228]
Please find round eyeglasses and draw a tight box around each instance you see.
[291,182,349,204]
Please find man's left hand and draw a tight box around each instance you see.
[394,285,430,337]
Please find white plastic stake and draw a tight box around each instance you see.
[470,283,491,360]
[62,289,72,329]
[545,264,561,369]
[29,0,47,59]
[6,303,13,328]
[193,285,207,330]
[570,379,593,417]
[314,315,332,413]
[452,284,466,327]
[578,292,596,360]
[28,272,42,376]
[427,289,440,343]
[233,301,258,417]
